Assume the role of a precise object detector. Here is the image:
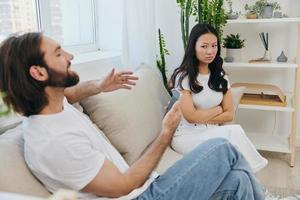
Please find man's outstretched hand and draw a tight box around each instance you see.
[99,69,139,92]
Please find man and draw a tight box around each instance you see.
[0,33,265,200]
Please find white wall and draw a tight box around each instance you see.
[155,0,300,144]
[97,0,123,51]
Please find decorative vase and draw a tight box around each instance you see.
[262,5,273,18]
[227,13,239,20]
[226,48,242,62]
[277,51,288,62]
[224,56,234,62]
[262,50,271,61]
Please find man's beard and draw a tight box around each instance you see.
[46,64,80,88]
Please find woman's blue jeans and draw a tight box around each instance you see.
[136,138,265,200]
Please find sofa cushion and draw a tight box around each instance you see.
[0,126,50,197]
[224,86,246,125]
[80,65,170,164]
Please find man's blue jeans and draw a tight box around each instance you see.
[136,138,265,200]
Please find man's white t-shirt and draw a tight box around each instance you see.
[22,98,158,200]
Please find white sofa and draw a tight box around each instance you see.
[0,65,244,198]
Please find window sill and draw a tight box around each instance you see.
[72,50,121,65]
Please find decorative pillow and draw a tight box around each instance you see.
[0,126,50,197]
[80,65,170,164]
[224,86,246,125]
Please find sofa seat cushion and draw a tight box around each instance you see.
[81,65,171,164]
[0,126,50,197]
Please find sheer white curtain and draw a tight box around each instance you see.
[122,0,157,69]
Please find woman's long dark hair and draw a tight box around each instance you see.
[170,23,228,94]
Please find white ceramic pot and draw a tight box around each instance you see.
[226,48,242,62]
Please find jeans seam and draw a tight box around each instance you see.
[154,140,231,200]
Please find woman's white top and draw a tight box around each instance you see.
[175,73,230,135]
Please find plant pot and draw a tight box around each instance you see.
[262,5,273,18]
[246,13,258,19]
[273,11,282,18]
[226,48,242,62]
[227,13,239,20]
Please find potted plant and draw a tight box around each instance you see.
[225,0,239,20]
[244,4,259,19]
[245,0,281,19]
[223,34,245,62]
[261,1,280,18]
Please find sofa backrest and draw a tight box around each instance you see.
[80,65,171,164]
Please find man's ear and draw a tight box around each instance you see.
[29,65,48,81]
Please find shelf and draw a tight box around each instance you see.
[238,103,294,112]
[227,17,300,24]
[223,61,297,69]
[247,132,290,153]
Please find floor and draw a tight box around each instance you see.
[256,148,300,196]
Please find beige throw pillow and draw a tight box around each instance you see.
[80,65,170,164]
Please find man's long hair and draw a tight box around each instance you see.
[0,33,49,116]
[170,23,228,94]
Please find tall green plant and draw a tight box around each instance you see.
[156,29,170,89]
[0,92,10,117]
[176,0,197,49]
[196,0,227,40]
[177,0,227,49]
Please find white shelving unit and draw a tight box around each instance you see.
[224,18,300,166]
[227,18,300,24]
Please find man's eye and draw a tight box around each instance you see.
[201,46,208,48]
[56,54,61,57]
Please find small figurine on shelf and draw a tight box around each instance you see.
[277,51,288,62]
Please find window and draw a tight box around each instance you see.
[0,0,98,54]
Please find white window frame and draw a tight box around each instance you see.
[35,0,100,54]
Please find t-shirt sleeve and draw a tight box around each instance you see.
[224,75,231,89]
[38,131,105,191]
[175,74,190,91]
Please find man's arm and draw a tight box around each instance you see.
[82,102,182,198]
[64,69,138,104]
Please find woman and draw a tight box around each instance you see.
[170,23,267,173]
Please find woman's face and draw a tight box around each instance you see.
[195,33,218,65]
